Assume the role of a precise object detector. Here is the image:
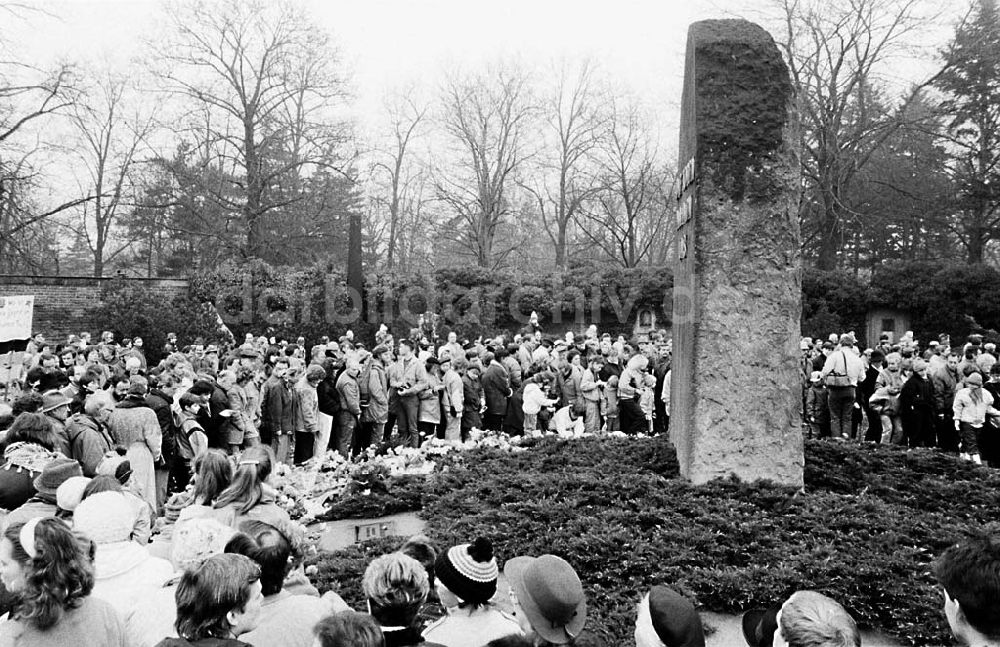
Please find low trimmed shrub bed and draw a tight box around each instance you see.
[309,437,998,646]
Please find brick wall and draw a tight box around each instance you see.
[0,276,189,341]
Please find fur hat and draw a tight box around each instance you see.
[434,537,498,604]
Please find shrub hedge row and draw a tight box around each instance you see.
[308,437,997,646]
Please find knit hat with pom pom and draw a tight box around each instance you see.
[434,537,499,604]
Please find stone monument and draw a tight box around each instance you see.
[670,19,803,486]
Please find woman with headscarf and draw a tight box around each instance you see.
[0,413,64,512]
[953,371,1000,465]
[618,354,649,436]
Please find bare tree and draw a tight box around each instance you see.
[66,72,155,276]
[0,4,86,270]
[776,0,943,270]
[372,90,428,269]
[522,60,606,269]
[435,64,535,268]
[153,0,349,260]
[577,99,672,268]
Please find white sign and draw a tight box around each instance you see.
[0,295,34,342]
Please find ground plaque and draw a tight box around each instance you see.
[670,19,803,486]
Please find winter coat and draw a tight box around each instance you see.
[336,371,361,418]
[392,356,429,397]
[461,374,483,430]
[931,365,960,414]
[145,389,177,462]
[900,373,936,414]
[580,368,602,402]
[222,384,256,445]
[261,377,294,442]
[953,387,1000,426]
[501,356,523,390]
[805,384,830,423]
[558,365,584,413]
[523,382,557,415]
[108,400,161,511]
[362,362,389,424]
[91,541,175,613]
[441,369,464,414]
[65,413,115,477]
[294,379,320,434]
[481,362,511,415]
[418,373,442,424]
[317,375,340,417]
[3,498,58,530]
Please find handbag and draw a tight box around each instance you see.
[824,351,852,388]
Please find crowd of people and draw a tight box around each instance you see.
[805,330,1000,465]
[0,325,995,646]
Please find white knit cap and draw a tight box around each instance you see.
[55,477,91,512]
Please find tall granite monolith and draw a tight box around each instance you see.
[670,19,803,486]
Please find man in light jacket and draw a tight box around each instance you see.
[295,364,326,463]
[440,355,464,442]
[335,358,362,457]
[820,334,866,440]
[360,346,391,452]
[390,340,428,448]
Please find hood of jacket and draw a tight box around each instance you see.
[94,541,160,579]
[66,413,100,442]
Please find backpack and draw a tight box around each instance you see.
[824,351,852,388]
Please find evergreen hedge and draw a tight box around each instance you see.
[308,437,994,646]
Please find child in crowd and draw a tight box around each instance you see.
[639,373,657,434]
[522,373,557,436]
[604,375,620,432]
[805,371,830,439]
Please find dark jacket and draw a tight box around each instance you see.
[481,362,511,415]
[0,442,59,510]
[204,385,231,448]
[461,374,483,430]
[381,627,447,647]
[155,638,251,647]
[146,389,178,461]
[930,365,959,414]
[260,379,294,445]
[900,373,936,414]
[317,376,340,417]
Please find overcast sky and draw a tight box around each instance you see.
[6,0,965,156]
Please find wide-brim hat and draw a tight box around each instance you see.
[33,458,84,497]
[238,343,259,358]
[741,605,779,647]
[504,555,586,643]
[40,390,73,413]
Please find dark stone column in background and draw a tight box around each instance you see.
[670,19,803,486]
